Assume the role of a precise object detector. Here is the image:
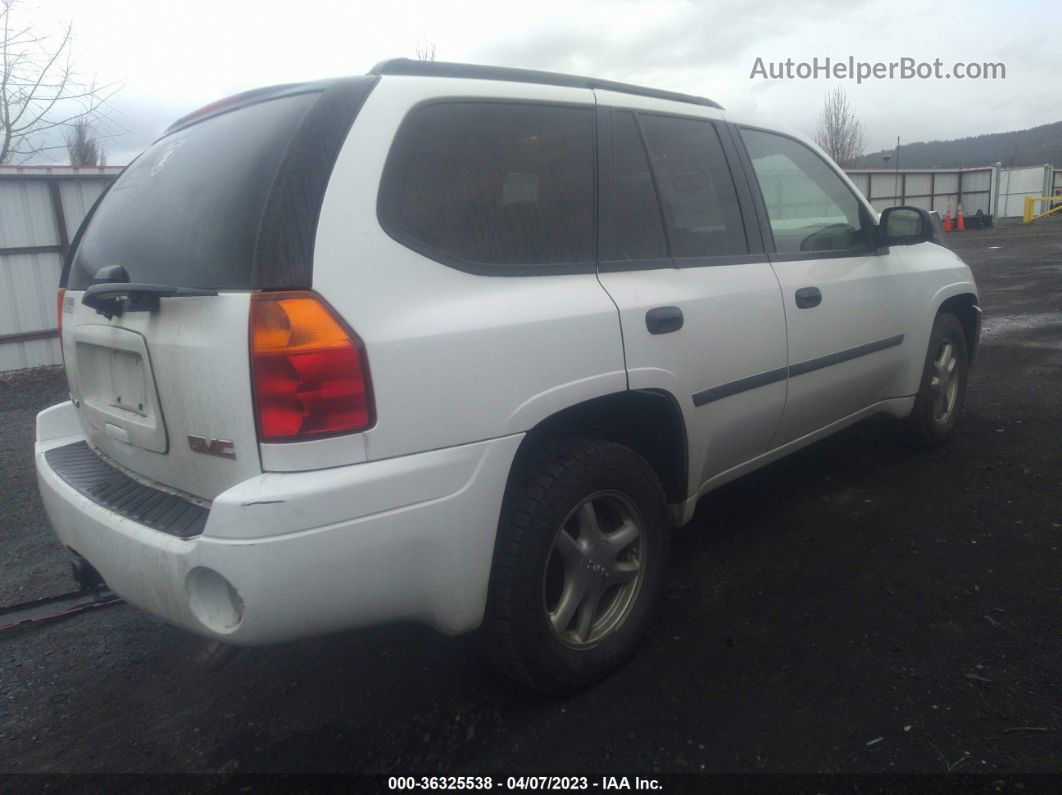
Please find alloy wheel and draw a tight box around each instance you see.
[930,340,959,425]
[542,490,646,649]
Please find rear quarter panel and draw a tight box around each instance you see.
[311,76,627,461]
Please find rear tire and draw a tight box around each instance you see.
[478,438,670,693]
[904,313,969,447]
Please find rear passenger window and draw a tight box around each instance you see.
[600,111,668,262]
[378,102,594,269]
[638,115,748,258]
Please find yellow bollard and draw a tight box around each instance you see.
[1023,196,1062,223]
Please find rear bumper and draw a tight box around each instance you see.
[35,401,522,644]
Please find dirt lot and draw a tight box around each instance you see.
[1,219,1059,776]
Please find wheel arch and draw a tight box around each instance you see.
[512,389,689,506]
[936,291,981,366]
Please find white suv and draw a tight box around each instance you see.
[35,60,980,692]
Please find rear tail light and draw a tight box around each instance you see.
[249,291,374,443]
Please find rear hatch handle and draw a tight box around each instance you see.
[82,282,218,319]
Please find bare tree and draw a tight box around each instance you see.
[814,86,866,168]
[1,0,117,163]
[415,41,436,62]
[64,117,100,165]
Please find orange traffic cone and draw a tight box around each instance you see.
[956,204,965,232]
[943,201,953,232]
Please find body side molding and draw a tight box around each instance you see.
[692,334,905,406]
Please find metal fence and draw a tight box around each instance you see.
[997,165,1055,219]
[846,164,1058,220]
[845,166,996,216]
[0,166,122,372]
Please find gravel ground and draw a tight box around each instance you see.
[0,219,1059,776]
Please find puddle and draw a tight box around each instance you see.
[980,312,1062,348]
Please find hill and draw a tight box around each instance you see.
[855,120,1062,169]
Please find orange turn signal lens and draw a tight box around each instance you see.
[249,291,374,442]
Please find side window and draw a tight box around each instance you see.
[740,129,869,254]
[599,111,668,262]
[378,102,594,269]
[638,114,748,259]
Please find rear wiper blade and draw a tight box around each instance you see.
[82,282,218,319]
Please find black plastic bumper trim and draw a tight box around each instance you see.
[43,441,207,538]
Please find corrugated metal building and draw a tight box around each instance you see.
[0,166,122,372]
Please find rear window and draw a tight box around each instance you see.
[378,102,595,271]
[68,93,317,290]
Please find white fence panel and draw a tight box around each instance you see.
[934,174,959,195]
[0,167,122,372]
[870,173,899,199]
[904,173,932,198]
[0,181,57,249]
[847,173,869,195]
[962,191,991,215]
[58,180,110,239]
[0,252,63,371]
[964,170,992,193]
[936,193,959,213]
[998,165,1052,217]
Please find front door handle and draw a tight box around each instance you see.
[645,306,684,334]
[795,287,822,309]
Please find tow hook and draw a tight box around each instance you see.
[70,553,103,591]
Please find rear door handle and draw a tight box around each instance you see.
[645,306,684,334]
[795,287,822,309]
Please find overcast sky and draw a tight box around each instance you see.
[18,0,1062,165]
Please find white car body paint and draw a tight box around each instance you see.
[35,68,979,646]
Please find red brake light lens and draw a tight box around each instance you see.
[170,86,280,130]
[249,292,374,442]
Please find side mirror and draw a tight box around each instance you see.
[879,206,941,247]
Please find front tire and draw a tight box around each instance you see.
[905,312,969,447]
[478,439,670,693]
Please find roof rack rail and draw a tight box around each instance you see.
[369,58,723,110]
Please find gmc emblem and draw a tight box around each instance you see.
[188,435,236,460]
